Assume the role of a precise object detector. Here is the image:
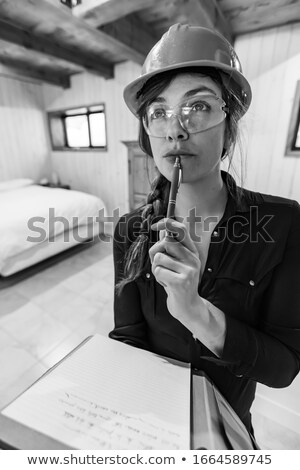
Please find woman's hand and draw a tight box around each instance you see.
[149,217,226,356]
[149,217,202,327]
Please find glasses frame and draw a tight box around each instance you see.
[143,94,228,138]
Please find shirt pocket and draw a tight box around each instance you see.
[210,270,254,320]
[210,254,284,325]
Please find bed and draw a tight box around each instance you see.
[0,178,108,277]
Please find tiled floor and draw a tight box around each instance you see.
[0,238,114,414]
[0,238,299,450]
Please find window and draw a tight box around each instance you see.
[292,109,300,150]
[285,81,300,157]
[48,104,107,150]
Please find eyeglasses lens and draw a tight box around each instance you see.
[144,95,227,137]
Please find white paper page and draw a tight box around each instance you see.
[3,335,190,449]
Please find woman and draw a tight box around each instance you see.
[109,24,300,437]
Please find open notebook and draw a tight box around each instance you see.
[1,335,191,450]
[0,335,257,450]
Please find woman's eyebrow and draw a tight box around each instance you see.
[151,96,166,104]
[152,86,219,104]
[183,86,218,98]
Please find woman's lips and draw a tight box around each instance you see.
[164,154,194,162]
[164,152,194,159]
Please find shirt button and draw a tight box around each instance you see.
[146,273,151,279]
[207,267,213,273]
[249,280,255,287]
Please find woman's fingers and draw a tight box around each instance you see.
[149,237,197,266]
[149,219,201,288]
[151,252,183,290]
[152,266,182,290]
[148,219,202,293]
[151,218,198,255]
[149,240,201,288]
[159,229,166,241]
[151,251,182,275]
[149,235,190,264]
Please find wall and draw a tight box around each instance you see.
[0,65,51,182]
[42,62,141,217]
[234,23,300,202]
[234,24,300,436]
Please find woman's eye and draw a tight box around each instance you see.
[151,109,166,120]
[191,101,210,112]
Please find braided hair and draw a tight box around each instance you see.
[116,67,246,294]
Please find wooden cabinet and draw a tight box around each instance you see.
[123,141,157,210]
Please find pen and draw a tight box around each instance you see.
[166,156,182,238]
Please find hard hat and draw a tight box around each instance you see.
[124,24,251,117]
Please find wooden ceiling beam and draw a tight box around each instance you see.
[0,0,146,74]
[0,19,114,78]
[73,0,160,26]
[0,56,71,88]
[0,38,84,73]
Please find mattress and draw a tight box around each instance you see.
[0,181,108,276]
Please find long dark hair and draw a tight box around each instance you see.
[116,67,246,294]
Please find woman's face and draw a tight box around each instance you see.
[146,73,227,184]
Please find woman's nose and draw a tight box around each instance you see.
[166,115,189,142]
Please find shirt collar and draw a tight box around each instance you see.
[221,170,262,217]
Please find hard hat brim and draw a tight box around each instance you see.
[123,60,252,117]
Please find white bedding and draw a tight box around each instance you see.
[0,184,107,275]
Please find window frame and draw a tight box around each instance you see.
[47,103,107,152]
[285,80,300,157]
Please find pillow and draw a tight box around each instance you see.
[0,178,34,192]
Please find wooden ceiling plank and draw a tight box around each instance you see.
[219,0,300,35]
[0,0,146,68]
[217,0,298,12]
[100,15,159,58]
[73,0,160,26]
[136,0,233,42]
[229,6,300,34]
[0,19,114,78]
[175,0,233,42]
[208,0,234,41]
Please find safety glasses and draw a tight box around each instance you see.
[143,94,228,138]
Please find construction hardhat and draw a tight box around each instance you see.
[124,24,251,117]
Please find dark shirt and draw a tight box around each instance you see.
[109,172,300,432]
